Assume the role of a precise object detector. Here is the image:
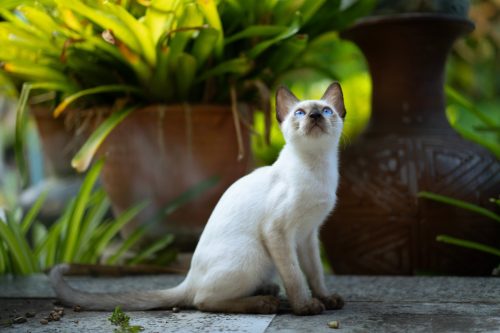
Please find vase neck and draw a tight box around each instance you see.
[342,14,474,132]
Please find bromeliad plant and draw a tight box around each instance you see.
[0,0,375,177]
[0,158,217,275]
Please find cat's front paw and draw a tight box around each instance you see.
[292,298,325,316]
[318,293,344,310]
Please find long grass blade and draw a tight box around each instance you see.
[0,240,6,274]
[21,191,48,234]
[437,235,500,257]
[128,234,174,265]
[105,226,147,265]
[62,159,104,262]
[445,86,497,128]
[418,192,500,223]
[31,222,48,268]
[34,200,73,267]
[14,83,33,185]
[75,189,110,259]
[87,201,148,263]
[0,213,33,274]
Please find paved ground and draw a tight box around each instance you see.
[1,274,499,332]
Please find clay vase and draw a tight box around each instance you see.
[95,104,252,250]
[321,14,500,275]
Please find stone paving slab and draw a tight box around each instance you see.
[0,299,274,333]
[1,274,499,332]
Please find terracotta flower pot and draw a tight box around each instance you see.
[321,14,500,275]
[95,104,252,249]
[32,107,86,177]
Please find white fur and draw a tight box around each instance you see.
[50,89,344,314]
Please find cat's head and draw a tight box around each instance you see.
[275,82,346,145]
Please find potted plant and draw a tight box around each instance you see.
[1,0,374,247]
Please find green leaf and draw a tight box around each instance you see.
[437,235,500,257]
[0,240,7,274]
[128,234,174,265]
[247,13,301,59]
[56,0,142,55]
[166,3,204,59]
[418,192,500,223]
[31,222,48,267]
[14,83,33,186]
[445,86,497,128]
[53,84,143,117]
[103,2,156,66]
[150,176,219,224]
[174,53,197,100]
[74,189,110,260]
[21,191,47,234]
[62,159,104,262]
[71,105,137,172]
[266,34,308,74]
[196,57,252,82]
[446,105,500,159]
[196,0,223,57]
[87,201,148,263]
[3,61,67,82]
[17,5,60,36]
[224,25,286,44]
[0,213,34,274]
[144,0,178,43]
[191,27,219,68]
[15,82,76,186]
[105,226,147,265]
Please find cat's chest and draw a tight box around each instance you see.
[288,174,337,216]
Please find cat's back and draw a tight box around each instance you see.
[213,165,276,215]
[195,166,276,245]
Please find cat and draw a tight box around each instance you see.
[50,82,347,316]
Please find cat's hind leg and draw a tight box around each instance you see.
[254,283,281,297]
[195,295,280,314]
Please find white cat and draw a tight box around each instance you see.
[50,82,347,315]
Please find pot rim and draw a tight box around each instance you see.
[31,102,253,117]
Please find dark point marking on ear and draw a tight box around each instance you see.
[321,82,346,119]
[276,86,299,123]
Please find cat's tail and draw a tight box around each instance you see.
[49,264,190,310]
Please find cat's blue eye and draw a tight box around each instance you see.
[294,109,306,117]
[322,107,333,116]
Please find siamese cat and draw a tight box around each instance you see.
[50,82,346,316]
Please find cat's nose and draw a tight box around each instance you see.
[309,111,322,120]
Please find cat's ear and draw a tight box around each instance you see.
[321,82,346,119]
[276,86,299,123]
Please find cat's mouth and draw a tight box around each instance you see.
[306,122,327,135]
